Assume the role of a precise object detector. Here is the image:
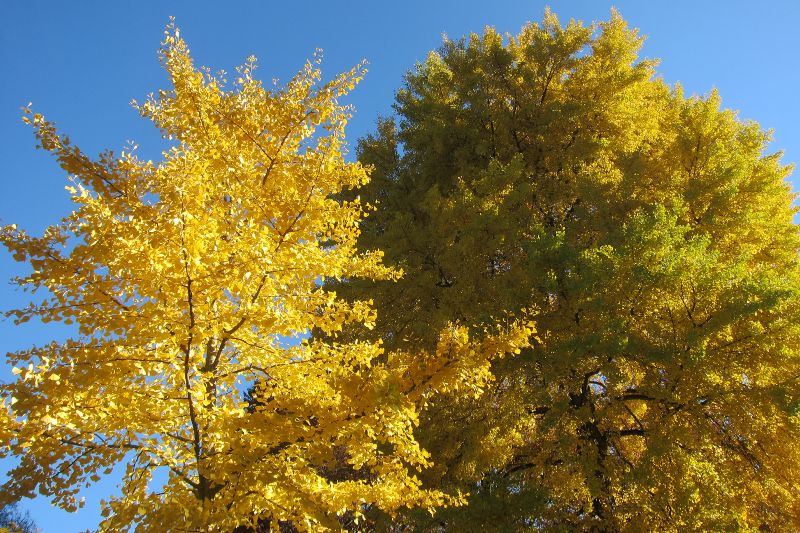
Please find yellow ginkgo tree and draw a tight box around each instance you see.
[0,24,532,532]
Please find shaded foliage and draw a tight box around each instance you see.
[340,9,800,531]
[0,504,37,533]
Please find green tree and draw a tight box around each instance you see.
[344,10,800,531]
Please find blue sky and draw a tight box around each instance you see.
[1,1,798,531]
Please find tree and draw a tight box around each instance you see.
[0,504,38,533]
[0,24,532,532]
[345,10,800,531]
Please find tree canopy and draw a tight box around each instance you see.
[345,9,800,531]
[2,10,799,533]
[0,504,37,533]
[0,23,531,532]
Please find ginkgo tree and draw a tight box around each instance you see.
[0,24,532,532]
[343,9,800,532]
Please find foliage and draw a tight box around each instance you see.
[345,9,800,531]
[0,24,532,532]
[0,504,37,533]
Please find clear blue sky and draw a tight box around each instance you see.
[1,1,798,531]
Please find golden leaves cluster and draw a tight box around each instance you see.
[0,24,534,532]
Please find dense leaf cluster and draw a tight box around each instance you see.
[344,9,800,532]
[1,10,798,533]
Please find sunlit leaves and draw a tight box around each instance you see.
[0,24,532,532]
